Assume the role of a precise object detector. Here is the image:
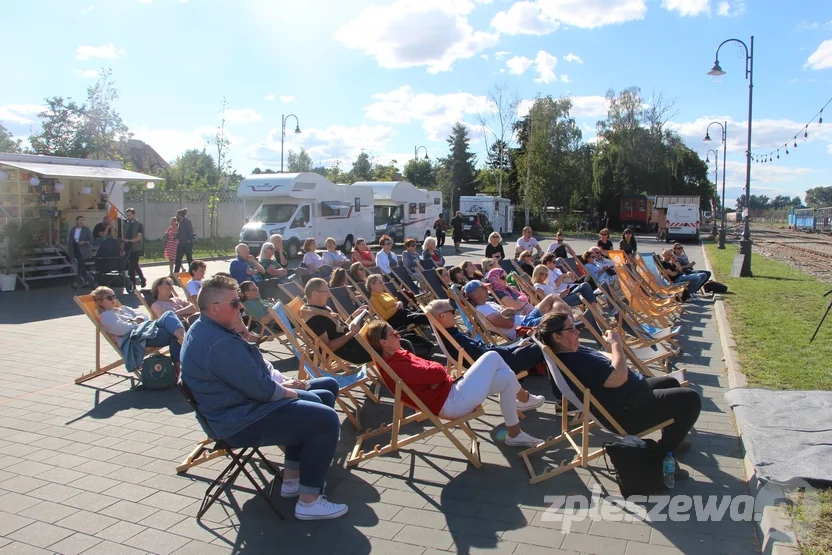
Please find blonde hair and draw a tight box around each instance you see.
[489,231,501,242]
[481,258,495,274]
[532,264,549,284]
[303,237,316,252]
[325,237,337,248]
[422,236,437,252]
[92,286,116,313]
[366,273,384,292]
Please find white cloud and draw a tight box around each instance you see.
[805,40,832,70]
[560,74,570,83]
[264,94,276,101]
[480,54,489,60]
[716,1,730,15]
[506,55,533,75]
[335,0,499,73]
[280,96,295,103]
[0,104,44,125]
[81,5,95,13]
[130,125,228,162]
[495,51,511,60]
[516,95,609,119]
[223,108,262,123]
[661,0,709,16]
[364,85,492,141]
[491,0,647,35]
[564,52,583,63]
[533,50,558,83]
[75,43,124,60]
[75,69,100,78]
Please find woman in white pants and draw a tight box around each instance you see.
[366,320,545,447]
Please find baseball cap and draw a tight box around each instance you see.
[463,280,485,297]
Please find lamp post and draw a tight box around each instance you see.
[413,146,429,187]
[705,148,719,240]
[704,121,728,249]
[280,114,301,173]
[707,36,753,276]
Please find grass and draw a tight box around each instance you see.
[788,489,832,555]
[140,237,238,264]
[705,243,832,391]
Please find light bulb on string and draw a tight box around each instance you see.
[819,109,823,125]
[777,150,780,160]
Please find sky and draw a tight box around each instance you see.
[2,0,832,208]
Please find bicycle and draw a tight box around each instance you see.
[656,226,667,243]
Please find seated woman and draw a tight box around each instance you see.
[150,277,197,321]
[300,278,372,364]
[449,266,467,286]
[481,258,496,275]
[348,262,368,286]
[329,267,348,289]
[321,237,349,268]
[436,267,452,286]
[375,235,399,274]
[259,242,288,280]
[366,320,545,447]
[366,274,428,329]
[582,249,617,287]
[517,251,535,276]
[536,312,700,474]
[484,268,533,316]
[185,260,207,300]
[597,228,614,255]
[531,264,554,298]
[422,236,445,268]
[240,281,275,327]
[401,238,421,274]
[485,232,505,260]
[302,238,325,274]
[673,243,711,282]
[619,228,638,263]
[94,286,185,370]
[351,238,375,268]
[461,261,483,281]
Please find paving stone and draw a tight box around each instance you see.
[54,509,119,536]
[124,528,191,555]
[0,492,44,514]
[17,501,79,524]
[0,512,34,536]
[7,521,75,549]
[94,521,146,543]
[501,525,565,549]
[0,542,54,554]
[99,482,157,503]
[561,531,629,555]
[76,540,149,555]
[139,490,196,513]
[27,483,84,503]
[138,508,188,531]
[170,540,232,555]
[0,475,49,494]
[45,532,102,555]
[61,491,120,513]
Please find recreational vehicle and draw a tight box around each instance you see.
[351,181,442,245]
[237,173,374,258]
[458,194,514,236]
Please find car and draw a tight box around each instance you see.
[460,212,494,242]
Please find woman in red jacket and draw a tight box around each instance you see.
[366,320,545,447]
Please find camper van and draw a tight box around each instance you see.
[458,194,514,236]
[351,181,442,245]
[237,173,374,258]
[665,203,701,242]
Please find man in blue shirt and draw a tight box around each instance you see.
[229,243,265,285]
[180,274,349,520]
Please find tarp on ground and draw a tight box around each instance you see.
[724,388,832,486]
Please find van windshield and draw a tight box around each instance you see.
[375,204,403,225]
[249,204,296,224]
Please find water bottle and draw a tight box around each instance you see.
[663,452,675,489]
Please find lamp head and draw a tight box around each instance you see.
[424,153,429,160]
[707,61,726,76]
[703,132,712,142]
[705,155,710,163]
[294,125,301,134]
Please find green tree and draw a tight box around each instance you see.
[403,158,434,188]
[805,186,832,208]
[349,152,373,181]
[29,68,132,160]
[373,159,399,181]
[163,149,218,191]
[326,160,347,183]
[444,122,477,211]
[286,147,312,172]
[0,122,22,153]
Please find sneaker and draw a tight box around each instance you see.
[280,479,326,498]
[294,495,348,520]
[516,393,545,412]
[504,430,544,447]
[553,401,580,416]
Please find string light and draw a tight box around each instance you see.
[752,96,830,163]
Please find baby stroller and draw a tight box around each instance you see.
[93,237,135,293]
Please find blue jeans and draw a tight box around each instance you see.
[223,379,341,496]
[563,281,597,307]
[146,311,184,362]
[521,308,543,327]
[674,273,704,295]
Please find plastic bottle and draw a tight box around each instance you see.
[663,452,675,489]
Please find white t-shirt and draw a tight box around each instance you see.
[74,227,82,242]
[515,236,539,254]
[547,267,568,294]
[185,279,202,298]
[547,240,571,254]
[303,251,323,270]
[534,283,554,297]
[475,301,521,340]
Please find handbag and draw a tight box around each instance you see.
[140,354,177,390]
[703,280,728,294]
[603,437,668,497]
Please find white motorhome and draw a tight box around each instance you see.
[459,194,514,236]
[237,172,374,257]
[351,181,442,244]
[665,203,701,242]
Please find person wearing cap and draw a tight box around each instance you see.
[463,279,566,341]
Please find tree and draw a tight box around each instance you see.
[805,186,832,208]
[476,84,520,198]
[29,68,132,160]
[373,159,399,181]
[164,149,217,190]
[286,147,312,172]
[403,158,434,188]
[349,152,373,182]
[0,122,22,153]
[444,122,477,211]
[326,160,347,183]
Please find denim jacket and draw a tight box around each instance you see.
[180,314,290,439]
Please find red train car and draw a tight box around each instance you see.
[620,194,657,232]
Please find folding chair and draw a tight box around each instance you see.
[279,280,305,302]
[390,265,432,302]
[73,294,167,385]
[346,332,483,469]
[519,338,676,484]
[418,269,450,301]
[449,284,515,345]
[177,380,284,520]
[172,271,197,303]
[607,250,629,266]
[418,258,437,271]
[596,283,682,352]
[330,286,366,320]
[134,288,155,315]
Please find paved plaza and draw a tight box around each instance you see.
[0,234,759,554]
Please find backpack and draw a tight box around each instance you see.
[703,280,728,294]
[140,354,177,390]
[603,437,668,497]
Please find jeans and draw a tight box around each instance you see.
[223,391,341,496]
[297,377,339,407]
[146,311,184,362]
[619,375,701,453]
[439,351,521,426]
[388,309,428,329]
[489,343,544,374]
[128,251,145,286]
[436,230,445,247]
[174,243,194,273]
[673,273,705,295]
[563,282,597,306]
[521,307,543,327]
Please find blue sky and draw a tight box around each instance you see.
[2,0,831,207]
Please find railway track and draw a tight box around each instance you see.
[737,227,832,282]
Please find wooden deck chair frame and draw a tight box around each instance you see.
[600,279,675,330]
[579,294,680,357]
[519,338,675,484]
[389,265,432,303]
[172,271,198,304]
[635,255,686,297]
[417,269,450,301]
[616,263,681,307]
[346,331,483,469]
[594,284,682,352]
[73,294,167,384]
[614,268,681,323]
[329,285,367,321]
[448,284,514,345]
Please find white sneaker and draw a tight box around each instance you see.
[294,495,349,520]
[517,393,545,412]
[504,430,543,447]
[280,479,326,498]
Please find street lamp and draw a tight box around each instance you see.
[280,114,301,173]
[414,146,429,161]
[705,148,719,240]
[707,36,754,276]
[704,121,728,249]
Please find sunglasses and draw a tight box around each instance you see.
[98,295,116,302]
[384,329,400,339]
[600,233,608,236]
[214,298,241,309]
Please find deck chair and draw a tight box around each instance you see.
[418,258,437,271]
[597,283,682,352]
[172,272,197,303]
[346,331,483,469]
[519,338,675,484]
[418,269,450,301]
[73,294,167,385]
[279,280,305,301]
[134,288,155,314]
[390,265,432,302]
[450,284,515,345]
[329,286,365,318]
[267,302,380,431]
[607,250,629,266]
[637,255,686,297]
[177,380,284,520]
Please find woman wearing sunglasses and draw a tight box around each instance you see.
[596,228,613,255]
[484,268,532,315]
[94,286,185,371]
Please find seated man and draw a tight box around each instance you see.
[672,243,711,282]
[514,226,544,259]
[230,243,265,285]
[426,299,543,375]
[300,278,373,364]
[536,311,700,478]
[181,275,349,519]
[661,249,707,301]
[185,260,207,300]
[463,279,566,341]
